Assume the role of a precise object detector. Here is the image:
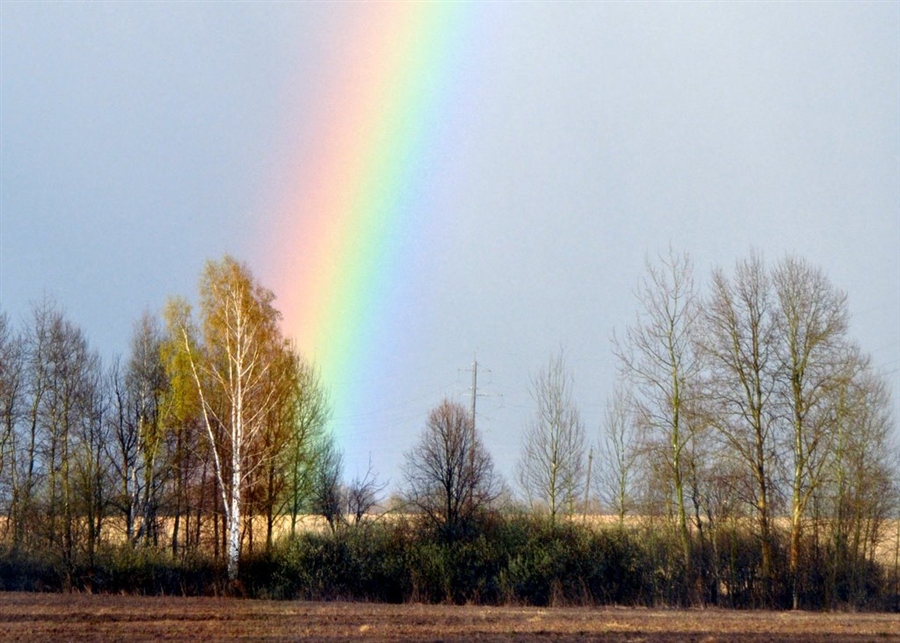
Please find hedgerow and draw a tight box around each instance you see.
[0,514,895,611]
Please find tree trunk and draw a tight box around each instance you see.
[227,459,241,581]
[790,489,803,610]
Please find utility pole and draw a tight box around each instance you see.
[470,355,478,430]
[469,355,478,498]
[464,354,500,509]
[583,447,593,522]
[462,354,499,491]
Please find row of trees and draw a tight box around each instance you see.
[0,251,896,608]
[486,251,897,608]
[0,257,334,584]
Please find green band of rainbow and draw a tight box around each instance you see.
[268,3,470,446]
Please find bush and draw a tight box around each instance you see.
[0,545,60,592]
[0,543,221,595]
[1,514,894,610]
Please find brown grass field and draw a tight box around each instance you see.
[0,593,898,642]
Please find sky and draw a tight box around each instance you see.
[2,2,898,488]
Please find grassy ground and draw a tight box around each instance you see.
[0,593,898,642]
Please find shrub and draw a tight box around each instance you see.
[1,513,894,610]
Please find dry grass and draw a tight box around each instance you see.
[0,593,897,642]
[6,513,898,569]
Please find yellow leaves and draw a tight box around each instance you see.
[160,296,201,427]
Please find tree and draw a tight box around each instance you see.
[517,350,587,524]
[10,300,105,581]
[107,313,170,547]
[402,398,500,540]
[819,358,898,606]
[126,312,169,546]
[159,303,206,559]
[280,354,330,537]
[772,256,854,609]
[310,433,344,532]
[614,249,701,577]
[246,343,305,553]
[70,350,110,576]
[698,254,780,595]
[597,386,639,525]
[12,299,55,550]
[346,456,387,525]
[0,312,24,537]
[108,358,139,544]
[168,255,287,580]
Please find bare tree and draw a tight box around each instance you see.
[613,249,701,575]
[772,256,854,609]
[0,312,24,535]
[517,350,587,524]
[71,351,110,575]
[107,358,140,544]
[403,398,500,540]
[698,254,780,593]
[12,299,54,550]
[597,386,639,525]
[820,358,898,606]
[104,312,170,548]
[126,312,169,546]
[346,456,387,524]
[310,434,344,532]
[13,300,105,581]
[311,445,386,531]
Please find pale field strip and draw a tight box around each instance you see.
[5,514,896,569]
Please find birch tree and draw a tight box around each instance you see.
[159,304,207,558]
[168,256,287,580]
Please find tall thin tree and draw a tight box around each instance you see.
[773,256,852,609]
[614,249,701,578]
[517,350,587,524]
[699,254,779,596]
[168,256,287,580]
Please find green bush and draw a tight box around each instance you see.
[1,514,894,610]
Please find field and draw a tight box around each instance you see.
[0,593,898,642]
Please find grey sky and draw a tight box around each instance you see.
[2,2,898,485]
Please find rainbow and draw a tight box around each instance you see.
[266,4,471,450]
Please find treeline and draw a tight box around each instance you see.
[0,252,897,610]
[509,252,899,609]
[0,513,896,610]
[0,257,335,586]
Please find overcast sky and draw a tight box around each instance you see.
[2,2,898,486]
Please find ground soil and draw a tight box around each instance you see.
[0,592,897,642]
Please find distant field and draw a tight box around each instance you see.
[65,514,900,570]
[0,593,898,642]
